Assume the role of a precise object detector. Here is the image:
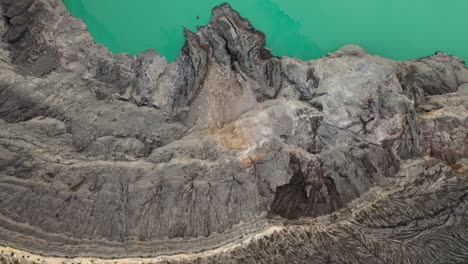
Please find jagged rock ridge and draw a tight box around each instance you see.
[0,0,468,263]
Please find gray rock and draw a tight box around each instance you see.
[0,0,468,263]
[459,83,468,95]
[0,145,16,169]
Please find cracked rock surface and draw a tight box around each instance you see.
[1,1,468,263]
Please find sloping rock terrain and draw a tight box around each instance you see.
[0,0,468,263]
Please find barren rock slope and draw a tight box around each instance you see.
[1,1,468,263]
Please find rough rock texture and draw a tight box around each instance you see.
[1,1,468,263]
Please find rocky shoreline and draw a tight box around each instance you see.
[1,0,468,263]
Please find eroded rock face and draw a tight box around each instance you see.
[1,1,468,263]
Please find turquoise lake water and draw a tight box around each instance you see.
[64,0,468,62]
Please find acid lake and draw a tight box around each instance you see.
[64,0,468,62]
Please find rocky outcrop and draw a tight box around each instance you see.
[0,0,468,263]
